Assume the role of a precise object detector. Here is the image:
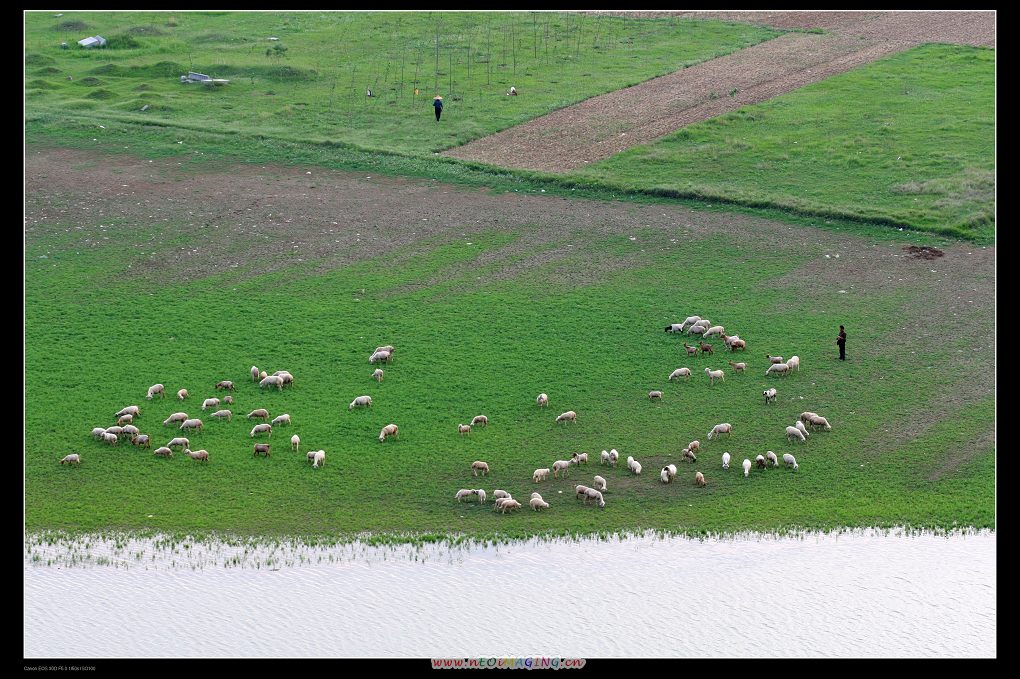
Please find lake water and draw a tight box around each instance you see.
[23,528,995,658]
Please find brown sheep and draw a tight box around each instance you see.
[253,443,271,457]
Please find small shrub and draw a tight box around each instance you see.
[106,33,141,49]
[708,91,719,100]
[729,88,738,97]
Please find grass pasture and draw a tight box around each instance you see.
[24,150,995,541]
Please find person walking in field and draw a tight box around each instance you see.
[836,325,847,361]
[433,95,443,121]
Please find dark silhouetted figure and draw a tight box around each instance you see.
[837,325,847,361]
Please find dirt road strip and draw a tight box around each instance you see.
[442,11,994,173]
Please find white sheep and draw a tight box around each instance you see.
[742,458,751,477]
[168,437,190,449]
[695,471,707,487]
[368,350,391,364]
[259,371,268,380]
[702,325,725,339]
[133,434,151,448]
[666,464,677,480]
[492,490,511,501]
[765,363,790,377]
[808,415,832,431]
[767,450,779,467]
[59,454,81,466]
[648,390,663,400]
[533,468,550,482]
[665,323,685,333]
[707,423,733,440]
[291,434,300,452]
[705,368,725,385]
[626,455,635,470]
[764,388,777,404]
[722,452,731,469]
[372,368,384,382]
[90,427,107,440]
[271,413,291,427]
[153,446,173,458]
[687,325,707,337]
[631,461,642,475]
[609,449,619,466]
[783,453,799,470]
[583,488,606,509]
[458,424,472,435]
[498,498,521,514]
[799,412,819,424]
[688,440,701,454]
[552,460,571,478]
[476,489,487,504]
[795,420,810,438]
[248,409,270,421]
[251,365,260,382]
[785,426,806,443]
[660,468,671,484]
[571,452,588,465]
[312,450,326,468]
[349,395,373,410]
[274,371,294,386]
[119,424,140,439]
[201,398,220,411]
[471,415,488,427]
[786,355,800,372]
[177,389,188,400]
[530,496,550,511]
[307,450,318,464]
[728,361,747,373]
[259,375,284,390]
[180,418,203,433]
[379,423,398,442]
[555,410,577,424]
[250,423,272,437]
[767,354,784,364]
[215,380,235,391]
[756,454,767,469]
[574,485,591,500]
[105,425,124,438]
[374,345,395,355]
[116,405,141,418]
[593,475,607,491]
[186,448,210,463]
[683,448,697,464]
[669,368,692,381]
[455,489,477,502]
[471,461,490,476]
[679,315,701,330]
[146,383,165,400]
[211,409,232,421]
[600,450,611,465]
[530,492,543,500]
[694,319,712,329]
[536,393,549,407]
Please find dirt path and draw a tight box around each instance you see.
[442,11,995,173]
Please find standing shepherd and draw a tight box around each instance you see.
[433,95,443,121]
[836,325,847,361]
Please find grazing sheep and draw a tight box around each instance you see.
[223,395,234,405]
[742,458,751,477]
[499,499,521,514]
[555,410,577,424]
[210,410,232,423]
[799,412,820,424]
[756,454,767,469]
[133,434,151,448]
[493,497,511,512]
[665,323,685,333]
[626,456,635,470]
[537,393,549,407]
[783,453,799,470]
[146,383,165,400]
[119,424,140,439]
[808,415,832,431]
[253,443,271,457]
[492,490,511,501]
[767,354,784,364]
[250,423,272,438]
[722,452,731,469]
[455,489,477,503]
[583,488,606,509]
[649,390,663,400]
[552,460,571,478]
[785,426,806,443]
[683,342,699,357]
[786,356,800,372]
[688,441,701,454]
[374,345,395,356]
[275,372,294,386]
[531,492,543,500]
[471,415,488,427]
[117,413,134,426]
[631,461,642,475]
[248,409,270,421]
[574,485,591,500]
[728,361,746,373]
[687,325,707,337]
[571,452,588,465]
[666,464,677,480]
[59,454,81,466]
[312,450,326,468]
[694,319,712,329]
[186,449,210,463]
[251,365,260,382]
[168,437,190,450]
[259,375,284,391]
[533,468,550,482]
[600,450,611,465]
[705,368,725,385]
[176,388,188,400]
[683,448,697,464]
[307,451,318,464]
[291,434,300,452]
[476,489,487,504]
[699,342,714,356]
[720,333,739,348]
[378,423,398,442]
[471,461,490,476]
[215,380,235,391]
[703,326,725,339]
[593,475,607,491]
[764,388,777,404]
[765,363,790,377]
[707,423,733,440]
[609,449,619,467]
[695,471,707,487]
[795,420,811,438]
[767,450,779,467]
[201,398,220,411]
[90,427,107,440]
[368,350,391,364]
[679,315,702,330]
[458,424,472,435]
[729,339,747,351]
[153,446,173,458]
[661,468,671,484]
[530,497,550,511]
[116,405,141,419]
[105,426,124,438]
[180,418,203,433]
[271,414,291,427]
[669,368,692,381]
[372,368,385,382]
[259,371,268,380]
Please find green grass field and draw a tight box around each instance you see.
[570,44,995,240]
[25,11,777,153]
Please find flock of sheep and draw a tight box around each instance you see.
[453,313,834,515]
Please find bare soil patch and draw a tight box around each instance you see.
[445,11,994,173]
[902,245,945,260]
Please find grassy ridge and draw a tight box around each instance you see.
[25,218,994,539]
[571,44,995,240]
[25,10,778,153]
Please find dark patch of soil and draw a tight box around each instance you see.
[903,245,945,260]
